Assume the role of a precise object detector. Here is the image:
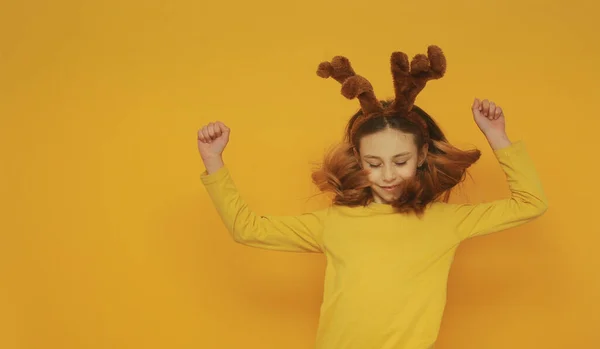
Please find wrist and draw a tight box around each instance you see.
[485,131,511,150]
[202,155,224,174]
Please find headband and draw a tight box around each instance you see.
[316,45,446,143]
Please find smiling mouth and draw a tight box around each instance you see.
[380,185,399,191]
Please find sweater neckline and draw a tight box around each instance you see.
[365,201,399,213]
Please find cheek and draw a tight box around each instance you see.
[399,165,418,178]
[367,171,377,183]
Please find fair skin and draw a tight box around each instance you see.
[198,98,511,204]
[358,128,426,204]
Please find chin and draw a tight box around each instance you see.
[375,190,399,203]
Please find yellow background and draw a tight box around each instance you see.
[1,0,598,348]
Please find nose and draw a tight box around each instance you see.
[382,165,396,182]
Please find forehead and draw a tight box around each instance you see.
[359,128,417,157]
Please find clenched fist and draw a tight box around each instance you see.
[197,121,230,161]
[471,98,511,150]
[472,98,506,137]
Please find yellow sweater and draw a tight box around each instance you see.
[200,140,548,349]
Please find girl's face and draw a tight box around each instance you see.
[358,127,427,204]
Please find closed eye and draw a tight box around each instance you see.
[368,162,407,168]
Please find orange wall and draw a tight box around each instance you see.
[1,0,598,348]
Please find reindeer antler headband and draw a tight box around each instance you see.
[317,45,446,143]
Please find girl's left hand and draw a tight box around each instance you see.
[472,98,506,137]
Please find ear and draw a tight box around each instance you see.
[352,146,363,168]
[418,143,429,166]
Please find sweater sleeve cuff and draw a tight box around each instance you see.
[200,165,229,185]
[493,140,525,159]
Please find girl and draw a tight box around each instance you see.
[197,45,548,349]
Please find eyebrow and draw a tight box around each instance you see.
[363,152,411,159]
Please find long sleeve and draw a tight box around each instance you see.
[200,165,328,253]
[441,140,549,241]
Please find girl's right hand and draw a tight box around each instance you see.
[197,121,230,160]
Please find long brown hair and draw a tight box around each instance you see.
[311,100,481,215]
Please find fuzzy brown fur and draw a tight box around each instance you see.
[317,45,446,143]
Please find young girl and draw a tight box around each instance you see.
[197,45,548,349]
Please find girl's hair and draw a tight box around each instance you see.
[311,99,481,215]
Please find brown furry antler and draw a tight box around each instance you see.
[390,45,446,113]
[317,56,384,117]
[318,45,446,143]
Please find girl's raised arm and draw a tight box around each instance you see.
[441,99,548,241]
[198,121,328,253]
